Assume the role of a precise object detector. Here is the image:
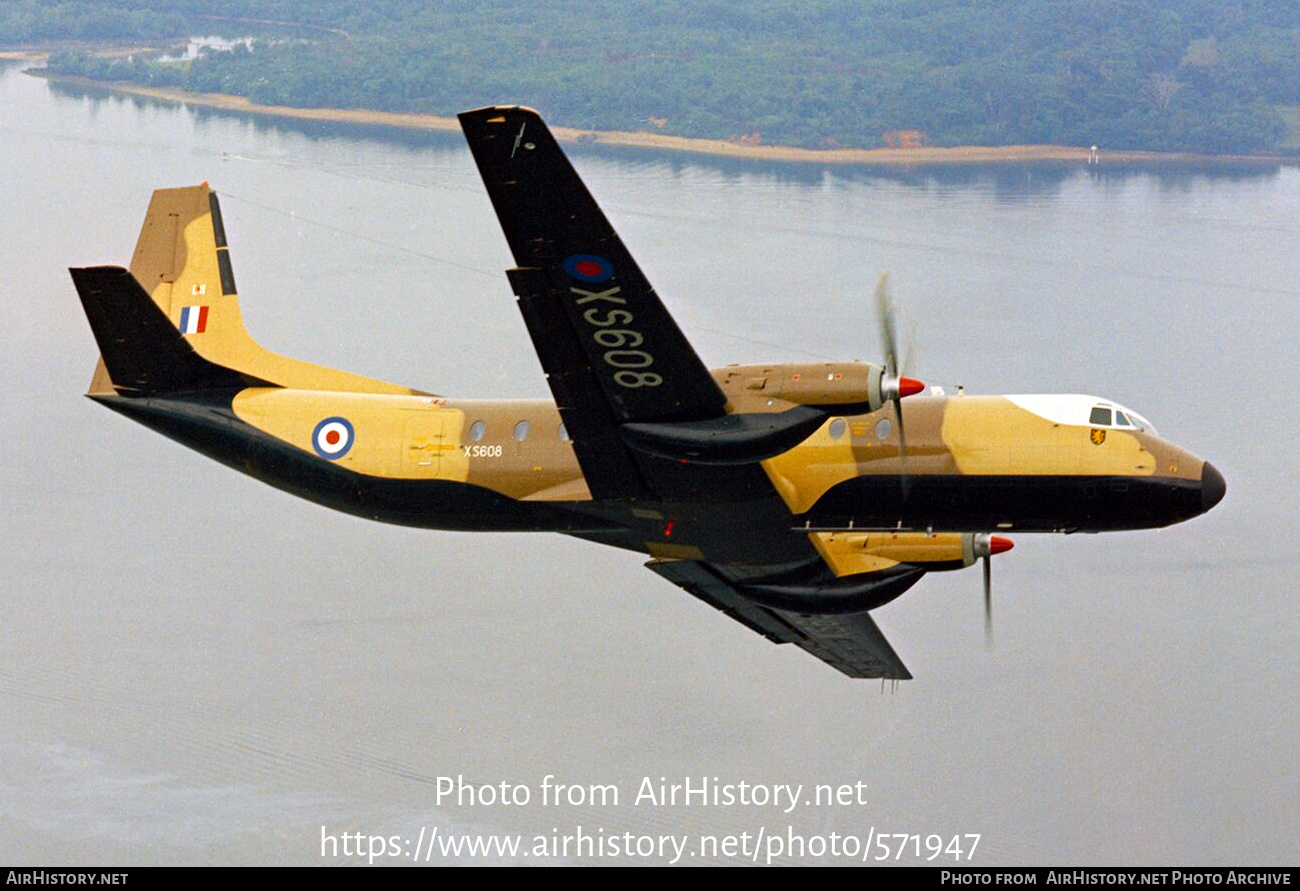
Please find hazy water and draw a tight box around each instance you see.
[1,60,1297,866]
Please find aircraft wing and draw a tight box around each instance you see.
[459,106,728,500]
[646,559,913,680]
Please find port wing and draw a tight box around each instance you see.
[459,106,728,499]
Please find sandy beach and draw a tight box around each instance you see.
[26,68,1294,167]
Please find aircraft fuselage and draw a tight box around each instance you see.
[91,384,1223,568]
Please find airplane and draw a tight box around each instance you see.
[70,105,1226,680]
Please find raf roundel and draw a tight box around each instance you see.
[562,253,615,284]
[312,417,355,460]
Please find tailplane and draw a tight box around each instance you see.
[72,265,268,395]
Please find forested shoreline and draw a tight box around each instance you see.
[4,0,1298,153]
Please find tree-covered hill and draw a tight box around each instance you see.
[6,0,1298,153]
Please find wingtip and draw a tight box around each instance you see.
[458,104,542,122]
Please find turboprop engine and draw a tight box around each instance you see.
[618,361,923,465]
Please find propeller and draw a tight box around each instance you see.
[983,554,993,646]
[974,534,1014,647]
[873,274,925,492]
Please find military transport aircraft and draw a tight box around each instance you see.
[71,106,1225,680]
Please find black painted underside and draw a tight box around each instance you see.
[94,392,1206,558]
[802,472,1208,533]
[93,394,607,533]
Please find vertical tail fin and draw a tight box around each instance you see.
[128,184,252,368]
[78,183,420,397]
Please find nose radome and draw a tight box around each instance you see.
[1201,462,1226,512]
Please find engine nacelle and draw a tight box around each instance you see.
[811,531,1013,576]
[732,532,1014,615]
[713,361,888,412]
[618,361,914,465]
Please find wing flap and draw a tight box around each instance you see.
[647,559,913,679]
[507,266,652,499]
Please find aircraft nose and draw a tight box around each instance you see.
[1201,461,1226,513]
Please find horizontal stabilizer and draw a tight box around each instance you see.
[71,265,269,395]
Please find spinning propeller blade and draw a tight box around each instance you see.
[983,554,993,646]
[874,274,924,493]
[975,534,1014,648]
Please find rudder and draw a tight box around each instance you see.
[129,184,249,363]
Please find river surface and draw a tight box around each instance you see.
[1,61,1296,865]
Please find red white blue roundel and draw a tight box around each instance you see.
[562,253,614,284]
[312,417,354,460]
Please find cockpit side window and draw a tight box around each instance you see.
[1089,406,1112,426]
[1114,411,1132,427]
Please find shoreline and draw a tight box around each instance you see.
[24,67,1298,167]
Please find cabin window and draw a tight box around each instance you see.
[875,418,892,440]
[828,418,847,439]
[557,422,570,441]
[513,420,530,442]
[1089,406,1112,426]
[468,420,486,442]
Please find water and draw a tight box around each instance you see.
[1,60,1296,865]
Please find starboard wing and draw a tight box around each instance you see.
[646,559,914,680]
